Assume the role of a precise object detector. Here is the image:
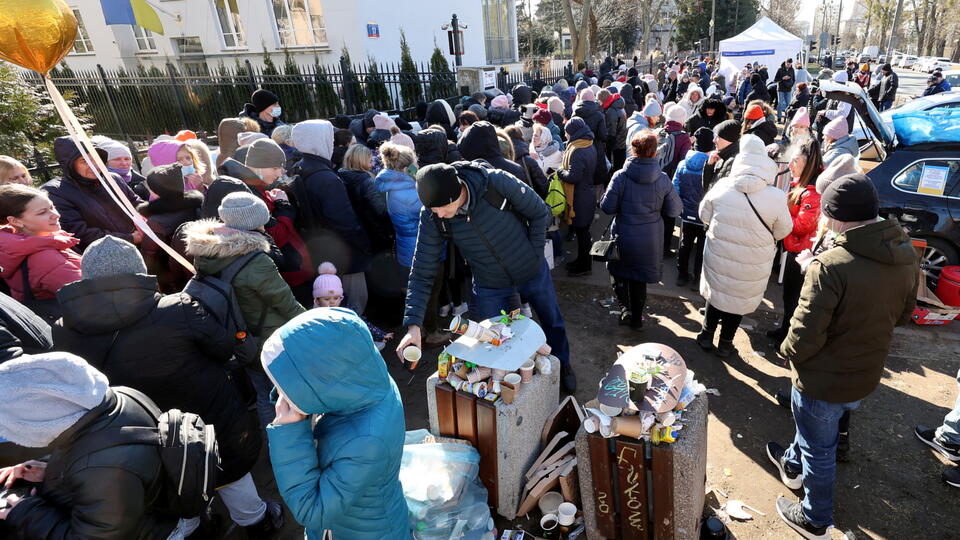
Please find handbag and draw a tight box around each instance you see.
[590,216,619,262]
[744,193,775,240]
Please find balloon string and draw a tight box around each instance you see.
[44,76,196,274]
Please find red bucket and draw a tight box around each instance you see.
[936,266,960,307]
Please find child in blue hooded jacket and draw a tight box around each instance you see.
[672,127,714,287]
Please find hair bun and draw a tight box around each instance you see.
[318,261,337,275]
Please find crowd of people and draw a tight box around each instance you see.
[0,53,948,540]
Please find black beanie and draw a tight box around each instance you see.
[693,127,715,152]
[201,176,253,219]
[820,173,879,222]
[416,163,462,208]
[146,164,185,199]
[251,89,279,113]
[714,119,741,143]
[333,114,352,129]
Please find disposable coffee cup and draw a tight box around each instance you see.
[557,502,577,526]
[503,373,521,386]
[402,346,421,371]
[520,359,535,383]
[540,513,558,531]
[598,403,623,417]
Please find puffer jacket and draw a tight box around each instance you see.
[263,308,408,539]
[783,183,821,253]
[42,137,143,252]
[672,150,709,225]
[0,228,81,302]
[459,121,529,185]
[338,168,393,253]
[699,140,792,315]
[411,124,462,167]
[602,94,628,150]
[559,119,598,228]
[183,220,305,349]
[487,106,521,129]
[349,109,381,145]
[52,273,260,486]
[822,135,860,166]
[744,117,778,146]
[621,83,638,117]
[136,192,202,292]
[375,168,422,268]
[4,389,177,539]
[0,292,53,362]
[684,98,728,135]
[600,157,682,282]
[782,219,918,403]
[573,100,608,184]
[403,163,550,328]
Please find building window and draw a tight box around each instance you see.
[72,9,94,54]
[131,25,157,52]
[482,0,516,64]
[172,37,205,55]
[271,0,327,47]
[213,0,246,48]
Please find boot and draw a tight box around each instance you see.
[560,364,578,393]
[696,330,715,351]
[715,339,736,358]
[244,500,284,540]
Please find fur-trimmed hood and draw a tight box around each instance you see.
[183,219,270,273]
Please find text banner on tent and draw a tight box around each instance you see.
[721,49,775,57]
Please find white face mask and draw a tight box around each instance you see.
[271,106,282,118]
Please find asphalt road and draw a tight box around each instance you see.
[893,66,934,99]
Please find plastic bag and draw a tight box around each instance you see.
[892,109,960,147]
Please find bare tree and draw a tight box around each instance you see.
[562,0,593,66]
[637,0,668,58]
[761,0,804,37]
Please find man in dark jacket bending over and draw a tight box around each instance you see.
[765,173,917,539]
[395,162,576,392]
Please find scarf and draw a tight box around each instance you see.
[108,166,132,185]
[560,139,593,223]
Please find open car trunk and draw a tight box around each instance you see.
[818,80,896,170]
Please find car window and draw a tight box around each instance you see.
[947,75,960,87]
[893,159,960,197]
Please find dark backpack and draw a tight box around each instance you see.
[55,387,219,519]
[431,162,527,239]
[655,128,681,173]
[182,251,267,368]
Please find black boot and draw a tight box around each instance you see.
[560,364,577,393]
[715,339,736,358]
[696,330,715,351]
[244,500,284,540]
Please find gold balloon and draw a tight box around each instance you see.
[0,0,77,75]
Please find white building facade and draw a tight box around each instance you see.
[64,0,519,73]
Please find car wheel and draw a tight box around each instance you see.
[918,237,960,290]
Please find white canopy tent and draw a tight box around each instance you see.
[718,17,804,82]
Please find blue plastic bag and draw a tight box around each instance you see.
[892,109,960,147]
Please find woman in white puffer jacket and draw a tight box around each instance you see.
[697,134,793,357]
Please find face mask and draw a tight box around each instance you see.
[271,106,282,118]
[181,164,196,176]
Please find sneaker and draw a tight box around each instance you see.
[715,339,735,358]
[560,364,577,393]
[915,425,960,461]
[453,302,469,317]
[520,303,533,318]
[439,303,453,317]
[244,500,284,540]
[836,432,849,462]
[775,497,830,540]
[675,275,690,287]
[618,308,633,326]
[942,466,960,488]
[766,442,802,490]
[696,331,714,351]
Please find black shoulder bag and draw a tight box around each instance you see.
[744,193,775,240]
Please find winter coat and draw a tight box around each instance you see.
[879,72,899,102]
[602,95,628,150]
[573,100,608,184]
[0,229,81,302]
[411,124,462,167]
[184,220,305,346]
[512,138,551,198]
[264,308,408,539]
[559,120,598,228]
[331,145,348,170]
[4,388,177,539]
[487,106,521,129]
[822,135,860,166]
[402,163,550,328]
[775,65,795,92]
[736,78,752,105]
[661,120,692,179]
[338,169,393,253]
[854,71,871,89]
[922,80,951,96]
[137,192,202,292]
[745,75,771,104]
[684,99,728,135]
[53,273,260,486]
[375,168,422,268]
[349,109,381,145]
[459,121,530,186]
[702,142,738,191]
[621,84,638,117]
[251,185,314,286]
[128,170,149,201]
[744,118,779,146]
[0,292,53,361]
[291,153,371,275]
[677,87,705,119]
[699,161,793,315]
[239,103,285,137]
[672,150,709,225]
[601,157,682,282]
[783,183,821,253]
[626,112,654,147]
[664,77,680,103]
[43,137,143,252]
[781,219,918,403]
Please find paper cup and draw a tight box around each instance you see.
[540,513,558,531]
[557,502,577,526]
[503,373,521,386]
[520,359,535,383]
[598,403,623,417]
[402,346,421,371]
[609,416,645,439]
[538,491,564,515]
[466,366,492,383]
[583,416,599,433]
[446,373,465,390]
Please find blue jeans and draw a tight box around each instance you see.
[245,368,276,429]
[782,386,860,527]
[472,259,570,368]
[879,99,893,111]
[777,91,791,119]
[936,369,960,446]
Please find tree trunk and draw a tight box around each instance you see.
[910,0,923,55]
[588,4,598,57]
[561,0,582,66]
[577,0,592,65]
[861,1,873,50]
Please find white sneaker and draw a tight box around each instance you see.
[439,303,452,317]
[453,303,469,316]
[520,303,533,318]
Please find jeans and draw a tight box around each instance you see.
[702,303,743,342]
[473,260,570,368]
[879,99,893,111]
[218,472,267,526]
[778,91,791,120]
[778,251,803,333]
[936,368,960,446]
[677,222,705,279]
[782,386,861,527]
[246,368,276,430]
